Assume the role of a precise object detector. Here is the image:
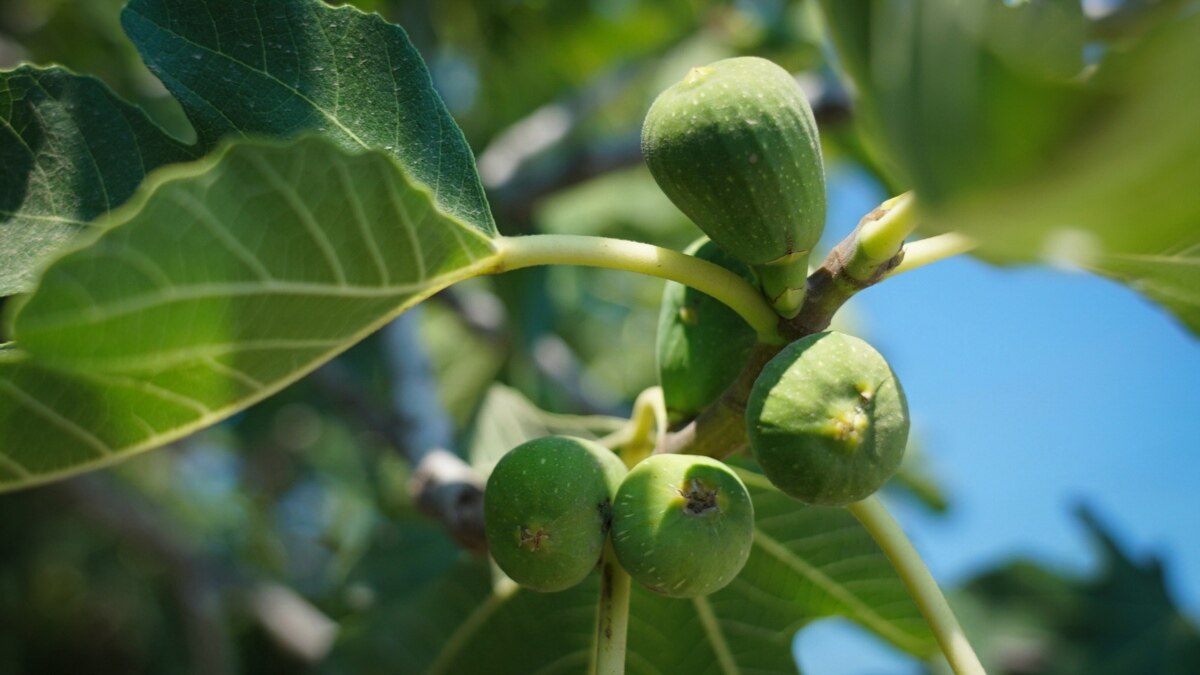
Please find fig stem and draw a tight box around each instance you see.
[602,386,667,468]
[847,496,986,675]
[496,234,784,343]
[590,542,632,675]
[887,233,978,277]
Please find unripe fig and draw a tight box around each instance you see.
[612,454,754,597]
[657,238,757,425]
[746,332,909,506]
[484,436,627,592]
[642,56,826,318]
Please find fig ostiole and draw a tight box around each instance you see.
[642,56,826,319]
[484,436,627,593]
[746,331,909,506]
[611,454,754,598]
[657,238,758,425]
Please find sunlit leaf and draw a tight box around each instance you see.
[0,67,197,295]
[0,137,498,491]
[1,0,493,295]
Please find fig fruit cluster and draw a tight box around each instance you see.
[484,438,754,598]
[647,58,909,505]
[483,56,912,603]
[484,332,907,597]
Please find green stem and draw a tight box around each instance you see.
[888,233,978,277]
[602,386,666,469]
[847,496,986,675]
[496,234,783,343]
[590,542,632,675]
[855,192,918,264]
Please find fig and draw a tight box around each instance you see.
[657,238,758,425]
[611,454,754,597]
[746,332,909,506]
[642,56,826,318]
[484,435,627,592]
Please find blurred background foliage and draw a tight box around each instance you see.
[0,0,1197,673]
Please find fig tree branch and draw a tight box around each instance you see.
[656,197,912,457]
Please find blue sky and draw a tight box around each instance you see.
[794,166,1200,672]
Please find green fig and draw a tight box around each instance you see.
[746,332,909,506]
[642,56,826,318]
[611,454,754,597]
[484,436,627,592]
[657,238,758,425]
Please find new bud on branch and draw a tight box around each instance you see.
[641,57,827,318]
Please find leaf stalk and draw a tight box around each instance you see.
[889,233,978,277]
[847,496,986,675]
[496,235,783,343]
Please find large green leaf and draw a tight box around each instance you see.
[1,0,494,296]
[120,0,494,236]
[821,1,1200,334]
[0,67,198,295]
[0,136,498,490]
[370,385,934,673]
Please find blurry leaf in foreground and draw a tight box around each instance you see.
[821,1,1200,335]
[953,504,1200,674]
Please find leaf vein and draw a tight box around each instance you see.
[753,529,924,652]
[0,377,112,456]
[242,152,348,285]
[692,595,741,675]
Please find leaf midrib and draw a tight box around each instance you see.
[735,468,928,654]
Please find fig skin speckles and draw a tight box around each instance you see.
[746,332,909,506]
[611,454,754,598]
[484,436,626,592]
